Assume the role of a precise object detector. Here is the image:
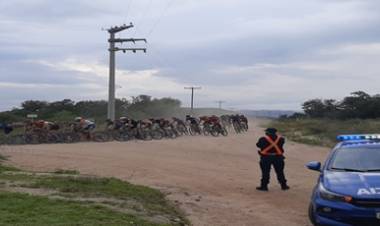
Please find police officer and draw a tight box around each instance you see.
[256,128,289,191]
[0,123,13,135]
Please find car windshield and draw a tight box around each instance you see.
[330,146,380,171]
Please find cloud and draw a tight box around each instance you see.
[202,42,380,109]
[1,0,380,111]
[0,0,118,22]
[51,58,187,96]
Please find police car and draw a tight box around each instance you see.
[307,134,380,226]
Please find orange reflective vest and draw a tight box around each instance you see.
[259,135,283,156]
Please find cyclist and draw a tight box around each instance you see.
[186,115,200,127]
[239,114,248,129]
[74,117,96,139]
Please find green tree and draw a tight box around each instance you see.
[21,100,48,113]
[339,91,371,119]
[302,99,328,118]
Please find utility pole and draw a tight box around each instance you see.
[106,23,147,120]
[216,100,226,109]
[184,86,201,114]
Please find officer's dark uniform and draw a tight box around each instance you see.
[0,123,13,135]
[256,128,289,191]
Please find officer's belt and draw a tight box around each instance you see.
[263,153,278,156]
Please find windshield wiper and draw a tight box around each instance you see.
[363,169,380,172]
[330,167,366,172]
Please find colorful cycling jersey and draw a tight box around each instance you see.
[33,120,45,129]
[187,117,198,125]
[80,119,95,130]
[209,116,219,123]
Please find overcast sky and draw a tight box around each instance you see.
[1,0,380,111]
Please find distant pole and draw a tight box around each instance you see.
[106,23,147,120]
[184,86,201,114]
[216,100,226,109]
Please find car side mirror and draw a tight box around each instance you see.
[306,161,321,172]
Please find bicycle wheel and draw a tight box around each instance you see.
[63,132,81,143]
[46,133,60,143]
[112,131,129,142]
[203,128,210,136]
[142,131,152,141]
[189,126,196,136]
[221,127,228,136]
[170,130,177,139]
[54,133,66,143]
[210,129,219,137]
[151,130,163,140]
[233,122,241,134]
[242,123,248,132]
[25,134,38,144]
[92,132,110,142]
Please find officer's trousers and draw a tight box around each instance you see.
[260,155,287,186]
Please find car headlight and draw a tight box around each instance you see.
[319,183,352,203]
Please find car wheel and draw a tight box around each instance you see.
[308,203,320,226]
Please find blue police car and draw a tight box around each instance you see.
[307,134,380,226]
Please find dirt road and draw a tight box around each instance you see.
[0,120,329,226]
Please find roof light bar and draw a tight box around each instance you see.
[337,134,380,141]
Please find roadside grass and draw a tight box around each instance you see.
[0,154,20,173]
[0,127,24,142]
[0,191,159,226]
[0,153,6,161]
[0,172,33,182]
[28,176,184,218]
[0,160,189,225]
[52,169,80,175]
[267,118,380,147]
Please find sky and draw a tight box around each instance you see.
[1,0,380,111]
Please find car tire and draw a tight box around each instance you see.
[308,203,320,226]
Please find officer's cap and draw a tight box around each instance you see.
[265,128,277,134]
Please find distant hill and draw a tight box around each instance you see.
[240,110,297,118]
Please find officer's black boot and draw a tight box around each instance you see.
[256,185,268,191]
[281,184,290,190]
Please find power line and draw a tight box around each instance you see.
[146,0,175,38]
[129,0,175,70]
[148,43,172,69]
[133,0,153,36]
[125,0,134,19]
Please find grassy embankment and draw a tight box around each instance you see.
[266,118,380,147]
[0,154,188,226]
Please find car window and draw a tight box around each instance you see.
[330,146,380,171]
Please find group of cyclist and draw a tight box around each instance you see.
[1,114,249,144]
[22,117,93,133]
[220,114,249,132]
